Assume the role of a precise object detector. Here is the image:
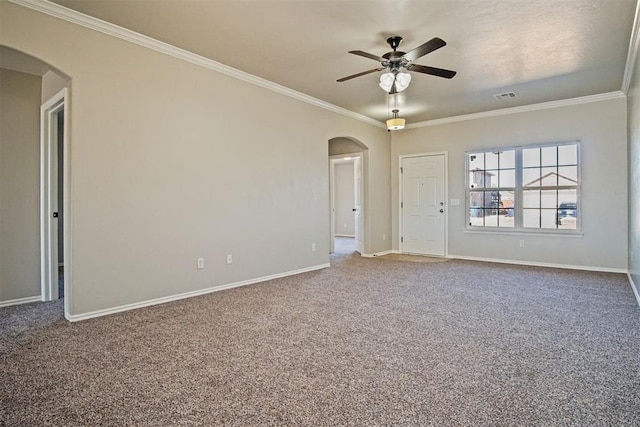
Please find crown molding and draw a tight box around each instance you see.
[622,0,640,94]
[405,91,627,129]
[8,0,386,129]
[8,0,631,131]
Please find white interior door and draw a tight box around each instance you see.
[41,97,61,301]
[354,156,363,253]
[401,154,446,256]
[329,159,336,254]
[41,89,68,303]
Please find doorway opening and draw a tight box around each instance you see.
[329,153,363,255]
[40,88,70,314]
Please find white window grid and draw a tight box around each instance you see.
[465,141,581,233]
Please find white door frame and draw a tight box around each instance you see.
[398,151,448,256]
[329,152,364,254]
[40,87,71,315]
[352,155,363,254]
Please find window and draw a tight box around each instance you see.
[466,142,579,232]
[468,150,516,227]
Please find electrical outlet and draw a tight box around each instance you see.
[226,254,232,264]
[197,257,204,269]
[311,243,316,252]
[383,233,386,241]
[519,240,525,248]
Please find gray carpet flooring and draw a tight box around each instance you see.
[1,245,639,425]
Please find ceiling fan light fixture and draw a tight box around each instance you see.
[379,72,395,91]
[386,109,405,131]
[379,72,411,93]
[395,72,411,91]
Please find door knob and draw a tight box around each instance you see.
[439,209,444,213]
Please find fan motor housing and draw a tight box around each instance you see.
[387,36,403,50]
[384,36,405,63]
[382,51,406,61]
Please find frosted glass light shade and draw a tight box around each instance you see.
[379,73,395,91]
[395,72,411,91]
[386,117,405,130]
[379,72,411,92]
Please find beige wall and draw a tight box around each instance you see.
[391,98,628,270]
[0,68,42,301]
[41,69,69,103]
[0,1,391,316]
[627,48,640,287]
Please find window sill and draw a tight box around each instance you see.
[463,228,583,238]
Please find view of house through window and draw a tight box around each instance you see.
[469,150,516,227]
[467,142,579,231]
[522,144,578,229]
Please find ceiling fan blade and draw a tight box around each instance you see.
[348,50,387,63]
[407,64,457,79]
[337,67,384,82]
[403,37,446,62]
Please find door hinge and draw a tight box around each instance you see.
[401,202,403,208]
[400,167,403,173]
[401,237,404,243]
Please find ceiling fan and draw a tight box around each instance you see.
[337,36,456,94]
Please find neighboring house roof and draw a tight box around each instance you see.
[525,171,577,187]
[472,168,495,176]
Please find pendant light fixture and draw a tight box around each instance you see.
[386,93,406,131]
[387,109,405,131]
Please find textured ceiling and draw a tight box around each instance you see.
[50,0,637,124]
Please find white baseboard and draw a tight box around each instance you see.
[628,273,640,308]
[361,250,393,258]
[65,263,330,322]
[448,254,628,274]
[0,295,41,308]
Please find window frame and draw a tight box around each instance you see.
[465,141,581,234]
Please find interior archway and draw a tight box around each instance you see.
[0,45,71,317]
[328,137,369,257]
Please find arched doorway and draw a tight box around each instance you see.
[328,137,368,256]
[0,46,71,316]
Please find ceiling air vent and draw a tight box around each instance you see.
[493,92,517,100]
